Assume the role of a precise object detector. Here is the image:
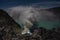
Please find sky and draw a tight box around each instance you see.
[0,0,60,9]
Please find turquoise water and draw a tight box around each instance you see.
[17,19,60,30]
[37,21,60,29]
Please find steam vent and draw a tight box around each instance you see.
[0,7,60,40]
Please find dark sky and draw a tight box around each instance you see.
[0,0,60,9]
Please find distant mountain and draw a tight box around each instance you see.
[48,7,60,19]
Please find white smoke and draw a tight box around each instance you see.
[4,5,56,26]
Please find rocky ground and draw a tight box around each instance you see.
[0,9,60,40]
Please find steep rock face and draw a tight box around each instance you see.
[0,9,22,40]
[0,9,20,26]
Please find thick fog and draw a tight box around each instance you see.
[4,6,60,27]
